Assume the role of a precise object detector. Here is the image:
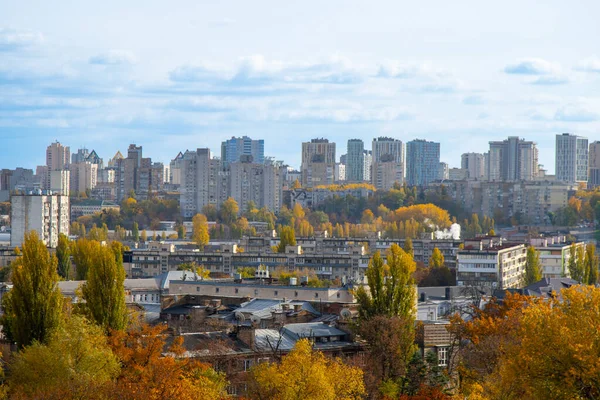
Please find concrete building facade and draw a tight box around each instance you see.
[555,133,588,185]
[10,193,70,248]
[301,139,336,188]
[346,139,364,182]
[371,137,404,190]
[406,139,440,187]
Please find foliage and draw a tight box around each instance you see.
[81,244,128,332]
[403,238,414,257]
[236,267,256,278]
[585,244,599,285]
[220,197,239,224]
[56,233,71,280]
[524,246,542,285]
[248,338,365,400]
[2,231,63,348]
[192,213,210,250]
[429,248,445,269]
[109,324,230,400]
[176,223,186,239]
[8,315,120,398]
[72,238,102,280]
[177,262,211,279]
[277,226,296,253]
[355,244,417,320]
[132,222,140,242]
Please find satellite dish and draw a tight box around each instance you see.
[250,315,261,326]
[340,308,352,320]
[234,312,246,322]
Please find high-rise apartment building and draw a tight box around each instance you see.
[49,170,70,195]
[555,133,588,185]
[346,139,365,182]
[301,139,336,188]
[10,192,70,248]
[229,157,286,214]
[487,137,539,181]
[180,149,228,218]
[221,136,265,166]
[114,145,163,201]
[169,152,184,185]
[438,162,449,180]
[461,153,486,180]
[45,142,70,189]
[588,141,600,189]
[70,162,98,194]
[406,139,440,187]
[335,163,346,182]
[363,150,372,182]
[371,137,404,190]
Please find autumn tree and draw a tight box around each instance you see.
[81,244,128,332]
[569,244,586,282]
[72,238,102,280]
[176,223,186,239]
[524,246,542,285]
[429,247,445,269]
[248,339,365,400]
[109,324,229,400]
[192,213,210,250]
[403,238,414,257]
[56,233,71,280]
[584,244,599,285]
[8,315,120,399]
[220,197,239,224]
[141,229,148,242]
[2,231,63,348]
[355,244,417,320]
[277,226,297,253]
[201,204,218,221]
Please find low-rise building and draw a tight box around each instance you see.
[70,200,120,220]
[457,239,527,289]
[530,237,585,278]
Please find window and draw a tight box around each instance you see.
[437,347,448,367]
[315,293,319,298]
[274,290,278,296]
[235,288,239,294]
[337,293,341,298]
[215,288,220,293]
[243,359,254,371]
[196,287,200,292]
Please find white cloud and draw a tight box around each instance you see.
[530,75,569,85]
[574,57,600,73]
[0,28,43,51]
[89,50,136,65]
[554,104,598,122]
[504,58,561,75]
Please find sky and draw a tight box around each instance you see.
[2,0,600,172]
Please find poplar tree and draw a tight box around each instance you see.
[3,231,63,348]
[132,222,140,242]
[429,247,445,268]
[192,213,210,250]
[277,226,297,253]
[403,237,414,257]
[56,233,71,280]
[524,246,542,285]
[81,245,127,332]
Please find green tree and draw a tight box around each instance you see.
[429,247,445,268]
[585,244,599,285]
[56,233,71,280]
[569,245,586,282]
[176,224,186,239]
[355,244,417,320]
[161,231,166,241]
[192,213,210,250]
[220,197,239,224]
[403,237,414,257]
[2,231,63,348]
[132,222,140,242]
[524,246,543,285]
[277,226,297,253]
[81,245,128,332]
[8,314,120,398]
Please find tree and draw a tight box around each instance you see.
[429,247,445,269]
[201,204,218,221]
[132,222,140,242]
[72,238,102,280]
[585,244,599,285]
[248,338,365,400]
[81,245,128,332]
[176,224,186,239]
[161,231,166,241]
[220,197,239,224]
[292,203,306,220]
[109,324,229,400]
[2,231,63,348]
[56,233,71,280]
[355,244,417,320]
[291,179,301,189]
[141,230,147,243]
[277,226,297,253]
[8,315,120,399]
[192,214,210,250]
[569,244,586,282]
[524,246,542,285]
[403,238,414,257]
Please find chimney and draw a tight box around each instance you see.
[445,287,453,300]
[237,326,256,350]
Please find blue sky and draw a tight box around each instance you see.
[2,0,600,172]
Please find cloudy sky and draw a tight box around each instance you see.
[2,0,600,172]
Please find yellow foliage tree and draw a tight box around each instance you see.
[248,339,365,400]
[192,213,210,250]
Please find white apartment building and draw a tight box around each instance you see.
[10,192,70,248]
[461,152,485,179]
[457,240,527,289]
[301,139,336,188]
[70,161,98,194]
[531,237,585,279]
[49,170,70,195]
[371,137,404,190]
[555,133,588,185]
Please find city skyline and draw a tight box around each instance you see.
[3,1,600,171]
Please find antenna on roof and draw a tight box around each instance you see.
[339,308,352,320]
[234,311,246,324]
[250,315,261,326]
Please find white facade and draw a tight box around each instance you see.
[10,194,70,248]
[371,137,404,190]
[457,243,527,289]
[301,139,336,188]
[70,162,98,194]
[555,133,588,185]
[334,163,346,181]
[461,152,485,179]
[488,137,539,181]
[49,170,70,195]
